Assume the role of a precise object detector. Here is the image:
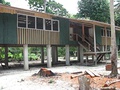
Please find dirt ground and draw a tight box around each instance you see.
[0,61,120,90]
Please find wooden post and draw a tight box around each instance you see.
[82,24,85,41]
[47,45,52,68]
[23,44,29,70]
[41,46,44,64]
[77,46,80,62]
[66,45,70,65]
[5,46,8,68]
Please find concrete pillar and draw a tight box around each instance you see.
[77,46,80,62]
[41,47,44,64]
[52,46,58,64]
[47,45,52,68]
[65,45,70,65]
[23,44,29,70]
[5,47,8,68]
[80,46,84,64]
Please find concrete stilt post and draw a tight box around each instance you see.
[80,46,84,64]
[52,46,58,64]
[47,45,52,68]
[41,47,44,64]
[23,44,29,70]
[5,47,8,68]
[65,45,70,65]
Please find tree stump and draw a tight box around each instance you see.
[38,68,55,77]
[78,76,91,90]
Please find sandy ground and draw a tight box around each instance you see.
[0,60,120,90]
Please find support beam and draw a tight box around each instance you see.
[80,46,84,64]
[77,46,80,62]
[52,46,58,64]
[41,47,44,64]
[65,45,70,65]
[47,45,52,68]
[23,44,29,70]
[5,47,8,68]
[93,25,97,65]
[82,24,85,41]
[105,27,107,51]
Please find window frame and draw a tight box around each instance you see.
[17,14,60,32]
[52,20,60,32]
[17,14,27,28]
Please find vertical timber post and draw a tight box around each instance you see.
[66,45,70,65]
[77,46,80,62]
[41,46,44,64]
[5,46,8,68]
[23,44,29,70]
[93,24,97,65]
[47,45,52,68]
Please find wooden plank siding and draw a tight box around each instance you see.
[17,28,59,45]
[102,37,111,45]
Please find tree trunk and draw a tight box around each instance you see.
[109,0,118,77]
[78,76,91,90]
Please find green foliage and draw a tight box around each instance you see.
[27,0,69,17]
[58,47,65,57]
[0,0,10,5]
[115,0,120,26]
[77,0,110,22]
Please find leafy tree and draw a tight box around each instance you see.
[0,0,10,5]
[77,0,110,22]
[115,0,120,26]
[27,0,69,17]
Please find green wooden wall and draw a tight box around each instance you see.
[0,13,17,44]
[116,30,120,45]
[95,26,102,45]
[53,17,77,45]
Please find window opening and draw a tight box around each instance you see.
[36,17,43,29]
[45,19,51,30]
[18,15,26,28]
[28,16,35,28]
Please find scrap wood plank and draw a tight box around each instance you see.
[85,70,95,77]
[71,71,82,74]
[85,70,101,77]
[105,80,120,86]
[71,72,85,79]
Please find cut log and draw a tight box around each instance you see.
[78,76,91,90]
[38,68,55,77]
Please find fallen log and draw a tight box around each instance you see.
[38,68,55,77]
[100,87,116,90]
[71,72,85,79]
[104,80,120,87]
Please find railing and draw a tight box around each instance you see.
[72,33,91,51]
[84,34,101,51]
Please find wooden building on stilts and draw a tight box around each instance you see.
[0,4,120,70]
